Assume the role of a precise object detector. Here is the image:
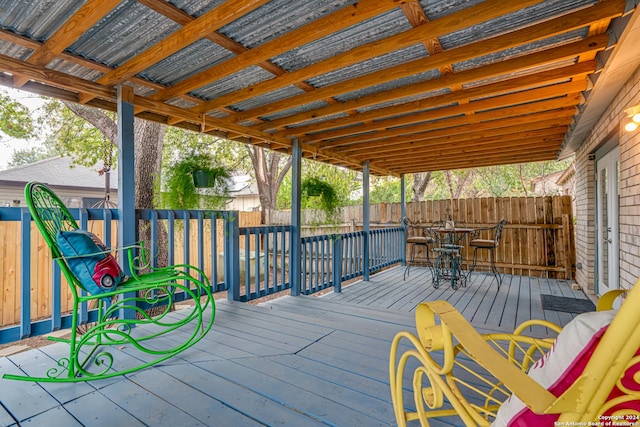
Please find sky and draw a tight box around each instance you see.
[0,87,47,170]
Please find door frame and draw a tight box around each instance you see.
[595,144,620,296]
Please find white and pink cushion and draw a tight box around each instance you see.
[492,310,618,426]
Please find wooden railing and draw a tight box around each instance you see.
[0,207,402,343]
[0,195,573,344]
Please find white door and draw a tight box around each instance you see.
[596,146,619,296]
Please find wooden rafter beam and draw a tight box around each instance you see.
[135,0,327,121]
[230,0,624,123]
[148,0,402,104]
[268,38,603,135]
[355,129,567,162]
[336,117,573,157]
[376,146,561,173]
[307,81,587,145]
[190,0,546,117]
[95,0,269,90]
[322,106,577,151]
[13,0,121,88]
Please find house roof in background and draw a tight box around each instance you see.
[228,174,259,196]
[0,156,260,195]
[0,1,637,175]
[0,156,113,190]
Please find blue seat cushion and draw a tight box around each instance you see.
[57,229,124,296]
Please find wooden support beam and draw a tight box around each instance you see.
[230,1,622,122]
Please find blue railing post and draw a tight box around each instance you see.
[291,139,302,296]
[401,174,407,266]
[78,209,89,325]
[19,209,31,339]
[332,235,343,293]
[362,161,370,281]
[225,211,240,301]
[51,262,62,332]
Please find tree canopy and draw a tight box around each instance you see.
[0,90,34,141]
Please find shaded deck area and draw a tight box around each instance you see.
[0,267,590,426]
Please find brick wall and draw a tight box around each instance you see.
[574,65,640,293]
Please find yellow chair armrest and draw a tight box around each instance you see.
[415,301,575,414]
[596,289,627,311]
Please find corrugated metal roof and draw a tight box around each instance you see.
[219,0,359,49]
[0,0,635,174]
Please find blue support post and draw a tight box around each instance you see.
[362,161,370,281]
[225,211,240,301]
[79,209,89,325]
[19,209,31,339]
[117,85,136,322]
[291,139,302,296]
[149,210,159,268]
[51,262,62,332]
[401,174,407,266]
[332,236,343,293]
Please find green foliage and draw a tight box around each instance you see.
[161,151,231,210]
[0,91,34,140]
[162,127,251,175]
[370,176,403,203]
[39,100,110,168]
[301,176,340,218]
[7,145,57,167]
[277,161,359,210]
[471,159,574,197]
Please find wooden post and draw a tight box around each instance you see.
[562,214,572,280]
[401,174,407,266]
[333,236,343,293]
[117,85,136,273]
[225,211,240,301]
[362,161,370,281]
[19,209,31,339]
[117,85,136,322]
[291,139,302,296]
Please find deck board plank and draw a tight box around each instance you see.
[0,266,586,426]
[128,368,262,427]
[197,358,391,427]
[161,362,326,426]
[56,388,148,427]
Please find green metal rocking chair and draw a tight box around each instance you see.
[2,182,216,382]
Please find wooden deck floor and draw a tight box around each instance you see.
[0,267,589,426]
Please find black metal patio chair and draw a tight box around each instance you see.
[403,217,434,280]
[468,217,507,287]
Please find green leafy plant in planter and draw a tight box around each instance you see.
[301,177,341,221]
[163,152,231,210]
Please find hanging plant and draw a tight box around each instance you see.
[163,152,230,210]
[301,177,340,219]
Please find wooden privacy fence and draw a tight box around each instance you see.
[401,196,575,280]
[272,195,575,280]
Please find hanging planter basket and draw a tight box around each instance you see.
[301,177,340,218]
[192,170,215,188]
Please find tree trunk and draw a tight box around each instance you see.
[444,170,472,199]
[412,172,432,202]
[133,121,165,209]
[247,146,292,224]
[64,102,168,265]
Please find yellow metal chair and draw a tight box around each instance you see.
[389,283,639,426]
